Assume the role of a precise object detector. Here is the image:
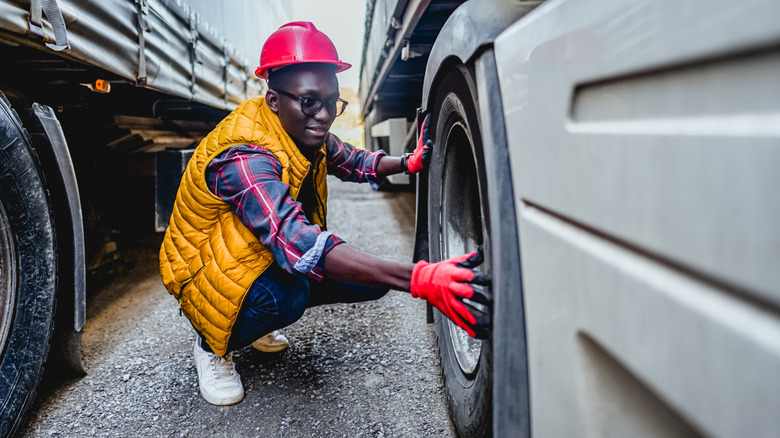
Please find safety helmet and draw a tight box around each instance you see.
[255,21,351,79]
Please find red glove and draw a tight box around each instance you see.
[403,113,432,174]
[410,250,491,338]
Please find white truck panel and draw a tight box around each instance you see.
[494,0,780,436]
[495,0,780,303]
[520,204,780,437]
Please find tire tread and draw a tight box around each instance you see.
[0,91,58,438]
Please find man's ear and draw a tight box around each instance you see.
[266,90,280,114]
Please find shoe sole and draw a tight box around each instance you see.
[199,386,245,406]
[252,342,288,353]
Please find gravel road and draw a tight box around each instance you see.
[20,177,456,438]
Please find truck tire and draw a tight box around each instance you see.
[428,68,493,438]
[0,92,58,438]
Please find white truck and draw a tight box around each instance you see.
[0,1,286,435]
[360,0,780,437]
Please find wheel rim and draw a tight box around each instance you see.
[0,201,16,355]
[440,120,486,376]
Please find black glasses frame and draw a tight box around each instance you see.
[272,88,348,117]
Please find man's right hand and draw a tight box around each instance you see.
[410,249,492,338]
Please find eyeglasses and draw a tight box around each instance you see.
[272,88,348,117]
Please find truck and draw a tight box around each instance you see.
[360,0,780,437]
[0,1,288,436]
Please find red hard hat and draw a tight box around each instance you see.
[256,21,351,79]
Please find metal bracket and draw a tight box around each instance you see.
[188,13,203,97]
[401,40,422,61]
[135,0,151,86]
[27,16,44,40]
[240,64,249,100]
[222,42,229,106]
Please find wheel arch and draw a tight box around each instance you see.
[472,49,531,438]
[410,0,537,264]
[412,57,475,268]
[416,1,537,435]
[420,0,543,114]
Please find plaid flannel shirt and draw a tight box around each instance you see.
[205,133,387,281]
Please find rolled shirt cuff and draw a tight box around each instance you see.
[294,231,342,280]
[367,150,388,190]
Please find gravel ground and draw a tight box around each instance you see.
[20,177,456,438]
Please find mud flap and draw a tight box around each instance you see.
[25,103,87,375]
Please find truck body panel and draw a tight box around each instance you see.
[495,0,780,436]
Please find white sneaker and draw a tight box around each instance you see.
[252,330,290,353]
[193,340,244,405]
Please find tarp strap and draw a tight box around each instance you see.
[188,13,202,96]
[28,0,70,51]
[241,65,249,101]
[135,0,150,86]
[222,42,229,105]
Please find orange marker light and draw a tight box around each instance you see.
[93,79,111,93]
[82,79,112,93]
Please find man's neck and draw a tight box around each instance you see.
[297,144,322,163]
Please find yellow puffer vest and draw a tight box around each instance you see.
[159,96,328,356]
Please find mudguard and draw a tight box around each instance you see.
[28,104,86,374]
[420,0,541,112]
[419,1,542,436]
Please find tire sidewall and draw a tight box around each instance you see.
[428,68,494,438]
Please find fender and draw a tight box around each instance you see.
[419,1,541,436]
[28,104,86,374]
[420,0,542,112]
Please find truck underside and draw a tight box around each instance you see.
[0,1,276,435]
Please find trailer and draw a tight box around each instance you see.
[360,0,780,437]
[0,1,286,435]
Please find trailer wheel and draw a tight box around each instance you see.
[0,92,58,438]
[428,68,493,438]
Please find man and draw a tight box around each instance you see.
[159,22,488,406]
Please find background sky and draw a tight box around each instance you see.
[186,1,369,144]
[259,0,368,91]
[188,1,367,90]
[278,0,369,145]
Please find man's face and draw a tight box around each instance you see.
[266,64,340,154]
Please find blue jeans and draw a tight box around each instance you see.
[199,263,389,354]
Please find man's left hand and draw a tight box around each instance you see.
[403,113,432,174]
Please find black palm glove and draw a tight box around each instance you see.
[454,247,492,339]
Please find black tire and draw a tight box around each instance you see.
[428,67,493,438]
[0,91,58,438]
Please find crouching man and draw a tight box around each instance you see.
[159,22,487,405]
